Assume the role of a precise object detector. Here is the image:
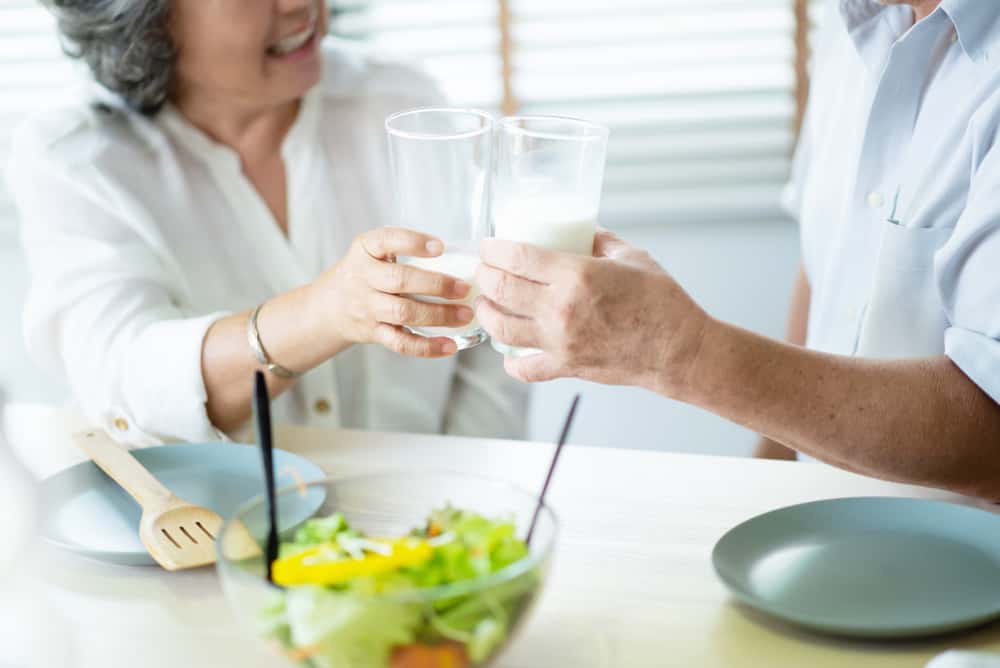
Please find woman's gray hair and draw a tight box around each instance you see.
[42,0,175,115]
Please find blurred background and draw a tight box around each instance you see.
[0,0,826,456]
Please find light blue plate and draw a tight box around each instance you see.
[713,497,1000,638]
[40,442,326,566]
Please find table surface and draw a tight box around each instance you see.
[12,423,1000,668]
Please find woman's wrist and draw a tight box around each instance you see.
[298,279,353,358]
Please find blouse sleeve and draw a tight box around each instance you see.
[8,116,230,447]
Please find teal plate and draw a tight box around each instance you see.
[713,497,1000,638]
[40,442,326,566]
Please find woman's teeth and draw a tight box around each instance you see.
[268,25,314,56]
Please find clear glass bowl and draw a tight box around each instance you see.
[216,472,558,668]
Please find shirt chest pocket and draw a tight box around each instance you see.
[856,221,955,358]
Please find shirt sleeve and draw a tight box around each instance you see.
[935,138,1000,406]
[8,120,230,447]
[441,343,530,440]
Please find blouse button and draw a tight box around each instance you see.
[112,417,130,431]
[313,399,332,415]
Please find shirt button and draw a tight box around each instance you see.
[112,417,129,431]
[866,191,885,208]
[846,306,858,320]
[313,399,332,415]
[951,31,958,43]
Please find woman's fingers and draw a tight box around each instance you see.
[369,260,469,299]
[373,323,458,358]
[373,294,473,327]
[360,227,444,260]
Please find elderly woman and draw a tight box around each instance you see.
[8,0,526,446]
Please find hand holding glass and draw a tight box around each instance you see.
[491,115,610,357]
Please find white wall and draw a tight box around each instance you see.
[0,219,801,455]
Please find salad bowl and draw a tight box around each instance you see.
[216,472,558,668]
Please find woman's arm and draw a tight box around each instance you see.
[202,227,475,432]
[752,263,809,460]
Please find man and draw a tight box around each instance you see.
[474,0,1000,500]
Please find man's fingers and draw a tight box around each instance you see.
[504,353,566,383]
[373,294,473,327]
[475,264,546,316]
[370,261,469,299]
[373,324,457,358]
[592,228,630,259]
[479,239,571,283]
[475,297,544,348]
[361,227,444,260]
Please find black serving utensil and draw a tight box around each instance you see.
[526,394,580,545]
[253,371,279,585]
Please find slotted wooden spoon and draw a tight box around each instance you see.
[74,430,226,570]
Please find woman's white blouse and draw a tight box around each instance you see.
[8,39,528,447]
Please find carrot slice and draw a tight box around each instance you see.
[390,642,470,668]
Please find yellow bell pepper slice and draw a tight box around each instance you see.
[272,538,433,587]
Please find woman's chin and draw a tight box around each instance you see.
[264,38,322,100]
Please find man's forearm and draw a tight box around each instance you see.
[666,318,1000,499]
[754,264,810,460]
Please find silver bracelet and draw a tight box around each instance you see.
[247,303,302,379]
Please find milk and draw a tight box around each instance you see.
[399,249,484,344]
[490,195,598,357]
[493,195,598,256]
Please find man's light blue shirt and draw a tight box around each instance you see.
[786,0,1000,403]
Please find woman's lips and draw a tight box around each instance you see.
[267,24,315,57]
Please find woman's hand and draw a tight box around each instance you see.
[474,229,709,395]
[311,227,473,357]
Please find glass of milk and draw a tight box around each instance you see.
[385,107,494,350]
[491,115,610,357]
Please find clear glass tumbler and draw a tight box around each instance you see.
[386,107,495,351]
[490,115,610,357]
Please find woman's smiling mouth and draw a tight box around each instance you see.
[266,4,319,58]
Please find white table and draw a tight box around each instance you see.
[14,424,1000,667]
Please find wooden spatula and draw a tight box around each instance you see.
[74,430,225,571]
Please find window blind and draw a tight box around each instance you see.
[0,1,827,236]
[333,0,826,226]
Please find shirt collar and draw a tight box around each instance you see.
[838,0,914,71]
[839,0,998,65]
[940,0,1000,61]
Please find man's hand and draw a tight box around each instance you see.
[475,229,708,395]
[753,437,800,460]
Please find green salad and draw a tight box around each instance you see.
[259,507,539,668]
